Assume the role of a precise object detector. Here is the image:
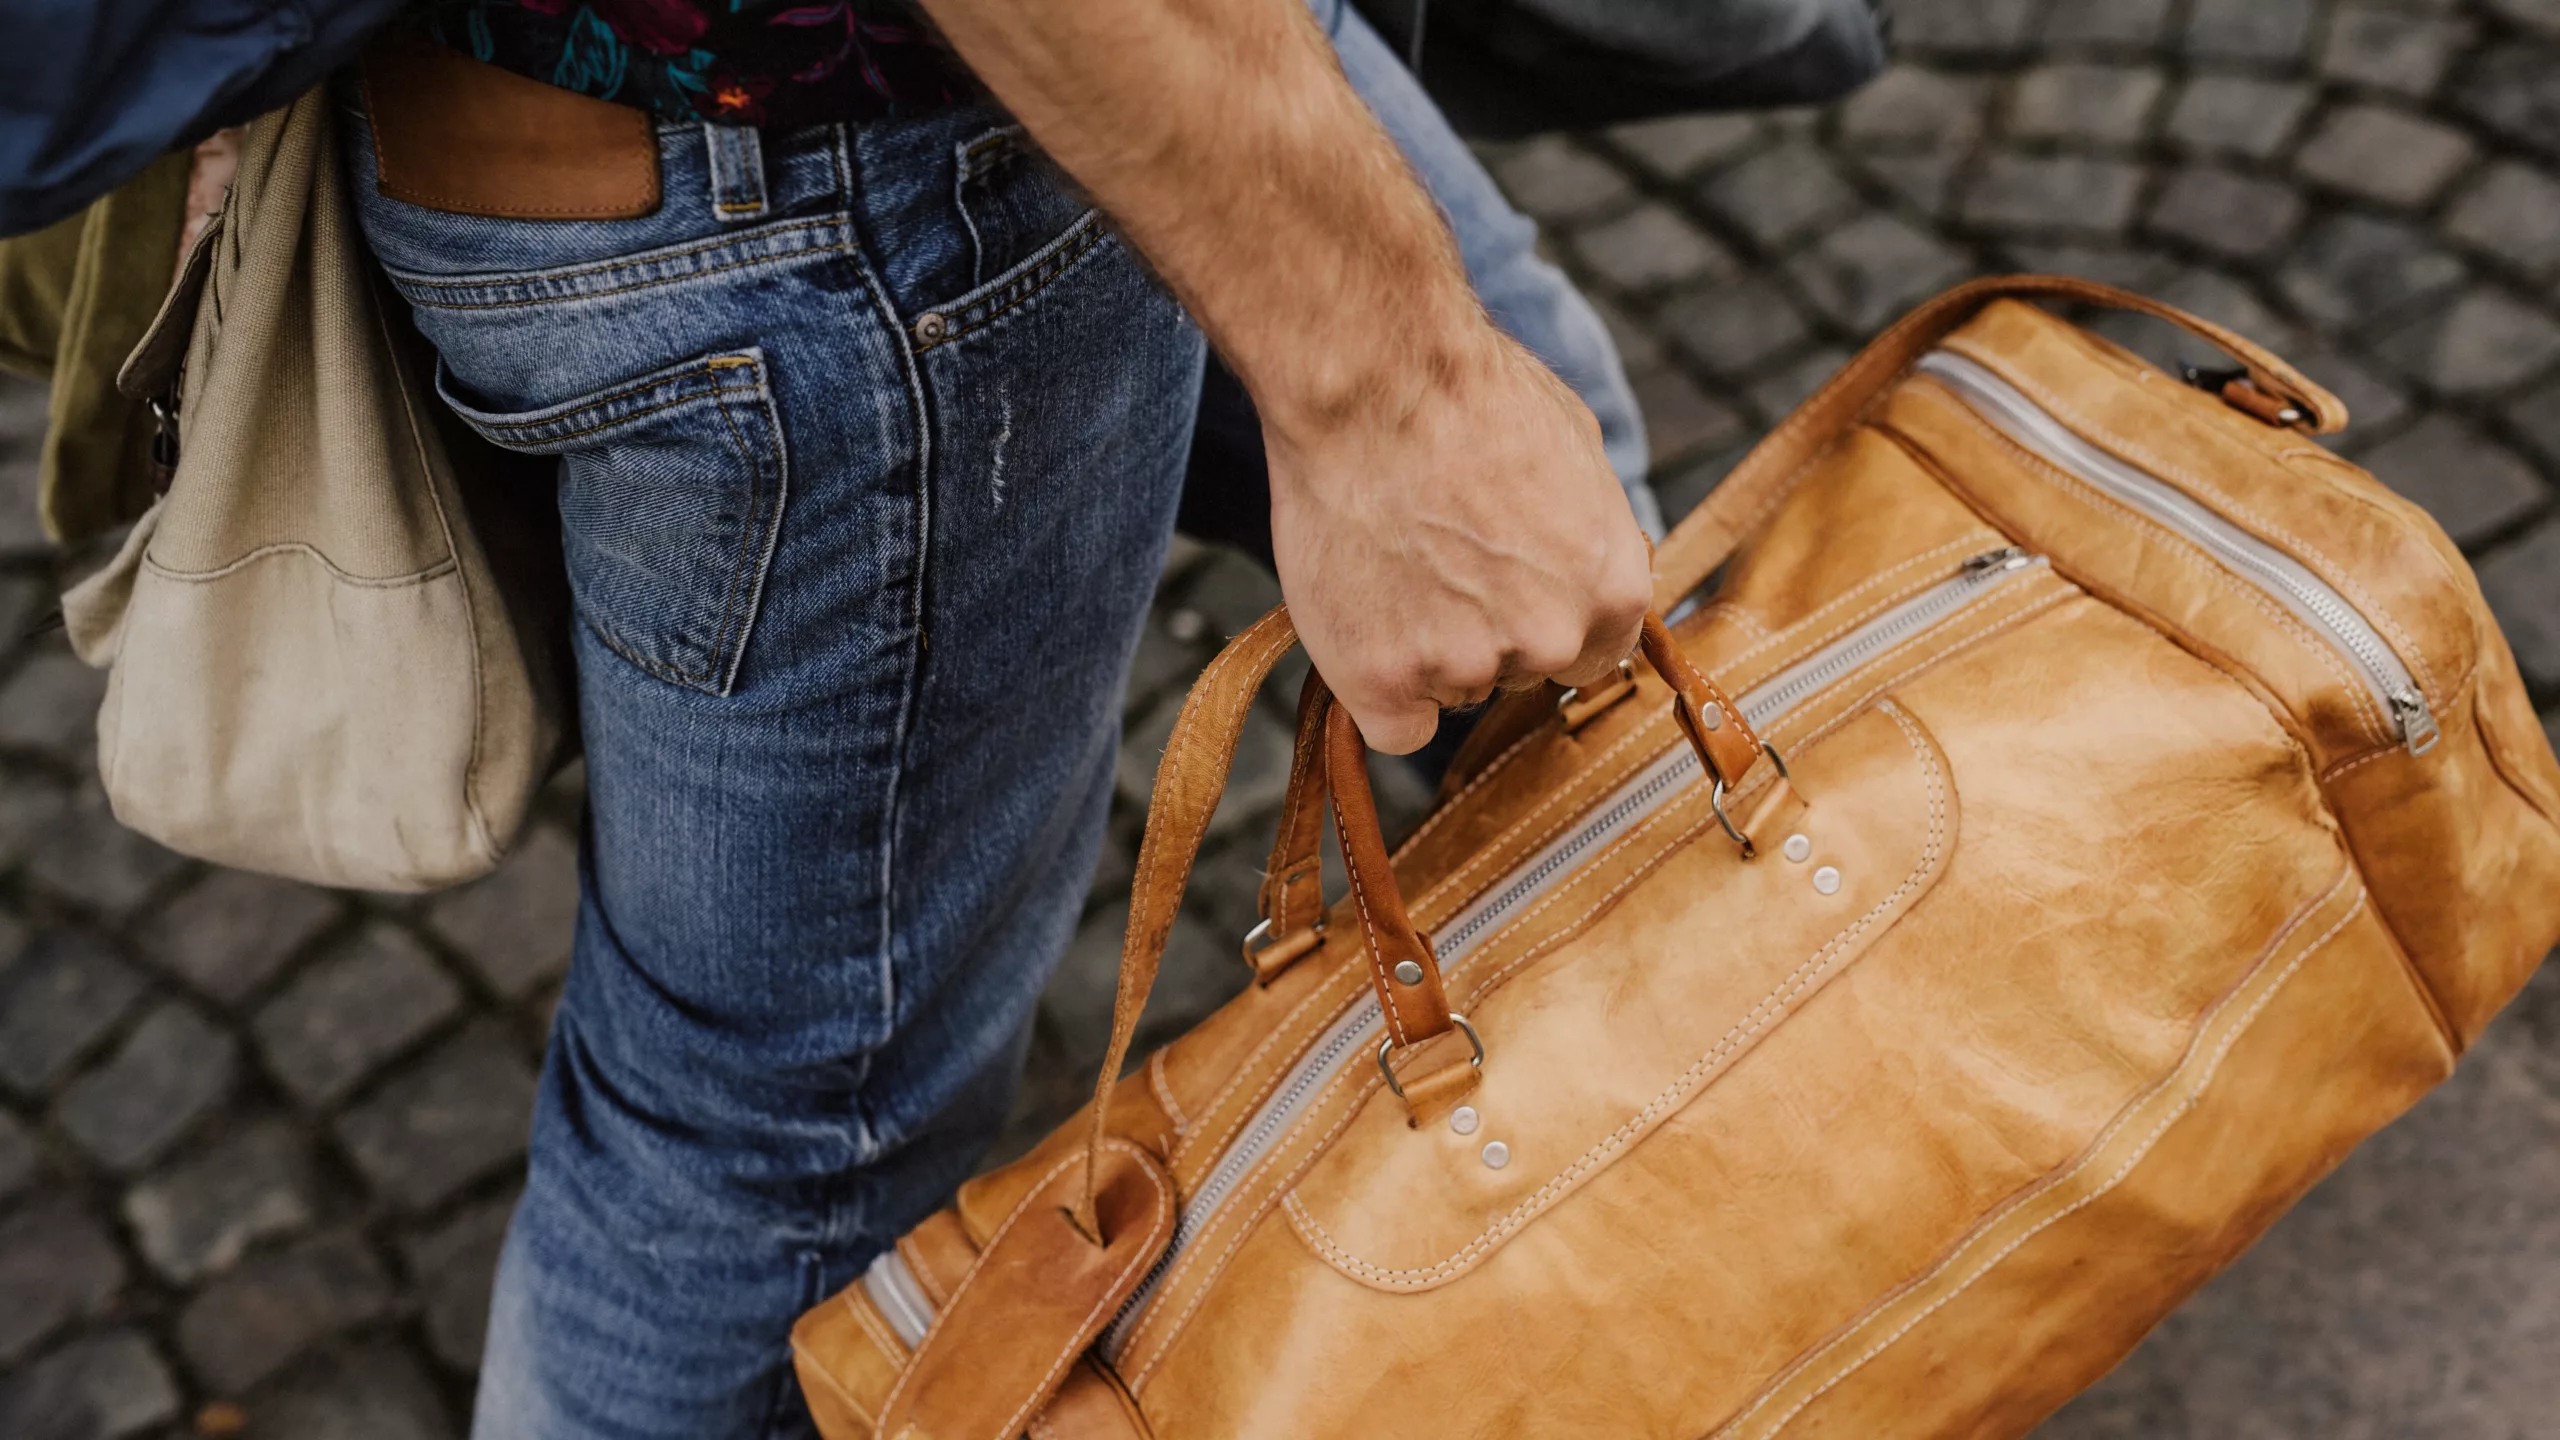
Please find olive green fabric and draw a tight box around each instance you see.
[0,149,189,546]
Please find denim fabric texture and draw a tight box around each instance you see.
[345,11,1646,1434]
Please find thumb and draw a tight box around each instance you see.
[1338,691,1440,757]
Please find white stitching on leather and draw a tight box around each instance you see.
[993,1141,1174,1440]
[1911,383,2392,744]
[1947,340,2454,707]
[1719,881,2368,1440]
[1335,794,1414,1049]
[1283,700,1950,1286]
[1148,1049,1190,1135]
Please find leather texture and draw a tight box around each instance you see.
[792,277,2560,1439]
[360,41,661,222]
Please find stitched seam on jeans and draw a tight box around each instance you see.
[919,216,1107,350]
[701,380,776,687]
[467,383,763,444]
[1284,700,1947,1286]
[401,239,859,311]
[1722,883,2368,1440]
[389,216,840,290]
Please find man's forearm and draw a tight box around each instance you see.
[910,0,1493,440]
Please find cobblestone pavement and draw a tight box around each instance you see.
[4,0,2560,1434]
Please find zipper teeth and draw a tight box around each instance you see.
[1912,350,2427,743]
[1433,762,1690,958]
[1100,551,2044,1358]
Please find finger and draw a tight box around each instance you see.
[1342,694,1439,756]
[1551,624,1642,689]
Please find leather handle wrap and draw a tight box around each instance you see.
[1649,273,2347,611]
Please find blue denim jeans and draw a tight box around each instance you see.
[347,18,1644,1439]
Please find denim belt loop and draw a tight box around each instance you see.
[705,123,769,222]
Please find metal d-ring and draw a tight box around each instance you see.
[1241,916,1325,974]
[1377,1012,1486,1100]
[1709,740,1793,859]
[1555,657,1639,716]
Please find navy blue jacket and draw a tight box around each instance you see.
[0,0,404,237]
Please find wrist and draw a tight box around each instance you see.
[1241,278,1502,459]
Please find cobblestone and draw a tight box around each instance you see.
[0,0,2555,1431]
[401,1193,515,1373]
[1568,202,1732,293]
[0,1329,180,1440]
[1963,153,2147,236]
[1697,142,1865,248]
[426,825,579,1000]
[2371,284,2560,394]
[2165,74,2316,159]
[247,1341,455,1440]
[122,1118,320,1282]
[1786,212,1975,330]
[23,788,186,918]
[53,1000,236,1172]
[333,1021,535,1213]
[2185,0,2317,62]
[1838,66,1987,148]
[2009,62,2166,142]
[0,932,147,1095]
[2443,160,2560,279]
[252,924,461,1106]
[2318,3,2473,95]
[2273,212,2469,332]
[0,1109,37,1203]
[175,1228,395,1394]
[2295,102,2480,206]
[2478,522,2560,689]
[138,868,341,1007]
[2147,166,2306,262]
[1661,280,1816,379]
[0,1194,126,1364]
[1602,114,1761,182]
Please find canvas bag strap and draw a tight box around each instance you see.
[1648,273,2348,611]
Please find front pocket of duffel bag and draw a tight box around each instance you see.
[436,349,788,696]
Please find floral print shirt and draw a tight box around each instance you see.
[404,0,977,130]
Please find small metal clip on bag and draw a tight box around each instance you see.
[61,90,571,891]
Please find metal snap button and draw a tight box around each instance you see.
[1812,865,1842,896]
[1450,1105,1480,1136]
[1481,1140,1511,1169]
[1783,833,1811,863]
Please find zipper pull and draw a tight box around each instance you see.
[2390,688,2440,756]
[1961,546,2031,576]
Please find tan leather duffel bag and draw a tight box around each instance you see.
[792,276,2560,1439]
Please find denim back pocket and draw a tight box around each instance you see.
[437,349,787,696]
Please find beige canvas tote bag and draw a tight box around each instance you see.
[790,276,2560,1439]
[61,90,570,891]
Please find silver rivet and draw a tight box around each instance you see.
[1481,1140,1511,1169]
[1449,1105,1480,1136]
[913,311,949,345]
[1782,833,1811,864]
[1698,701,1724,731]
[1393,960,1425,985]
[1812,865,1842,896]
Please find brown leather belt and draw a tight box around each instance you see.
[360,41,662,221]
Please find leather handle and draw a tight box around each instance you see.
[1075,606,1306,1236]
[1252,610,1771,962]
[1648,274,2347,611]
[1322,700,1456,1050]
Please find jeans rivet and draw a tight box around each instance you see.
[913,311,949,345]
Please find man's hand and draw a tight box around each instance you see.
[911,0,1652,751]
[1267,329,1650,753]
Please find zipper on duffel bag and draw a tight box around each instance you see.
[1913,349,2439,754]
[1093,545,2048,1359]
